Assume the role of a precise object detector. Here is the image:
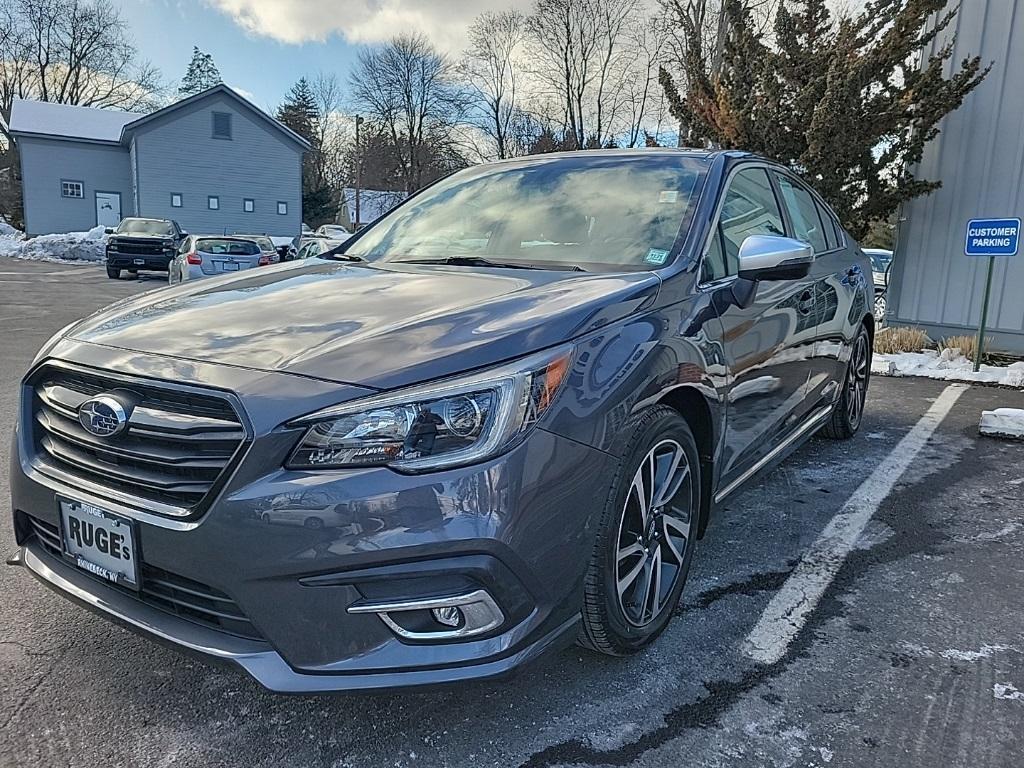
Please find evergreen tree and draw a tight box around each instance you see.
[179,46,222,97]
[276,78,318,144]
[277,78,338,226]
[660,0,991,240]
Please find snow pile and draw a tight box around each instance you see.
[980,408,1024,439]
[0,221,20,237]
[872,348,1024,388]
[0,225,107,263]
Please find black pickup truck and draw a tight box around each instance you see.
[105,218,185,279]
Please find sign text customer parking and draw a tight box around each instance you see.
[965,217,1020,257]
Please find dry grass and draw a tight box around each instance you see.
[939,334,990,361]
[874,326,931,355]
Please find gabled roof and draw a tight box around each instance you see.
[8,84,311,151]
[8,99,138,143]
[121,85,311,151]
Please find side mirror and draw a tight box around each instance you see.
[104,227,114,235]
[737,235,813,281]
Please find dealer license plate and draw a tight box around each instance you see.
[59,498,139,589]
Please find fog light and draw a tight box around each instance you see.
[347,589,504,640]
[432,605,462,628]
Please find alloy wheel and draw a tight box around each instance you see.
[615,439,693,627]
[846,334,869,429]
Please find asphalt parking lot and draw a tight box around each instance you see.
[1,259,1023,768]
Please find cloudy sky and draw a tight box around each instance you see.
[117,0,533,110]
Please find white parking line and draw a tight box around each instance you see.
[743,383,968,665]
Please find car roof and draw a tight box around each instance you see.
[193,235,258,241]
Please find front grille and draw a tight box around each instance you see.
[109,239,168,256]
[28,364,247,516]
[23,514,264,641]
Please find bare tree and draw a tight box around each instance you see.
[526,0,664,149]
[659,0,777,144]
[0,0,163,141]
[348,33,467,193]
[310,71,351,191]
[460,10,526,160]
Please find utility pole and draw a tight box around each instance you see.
[354,115,363,230]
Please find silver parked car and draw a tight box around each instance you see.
[864,248,892,323]
[296,237,347,259]
[315,224,352,239]
[233,234,280,265]
[168,235,270,284]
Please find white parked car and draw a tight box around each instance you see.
[315,224,353,240]
[864,248,893,323]
[168,235,270,284]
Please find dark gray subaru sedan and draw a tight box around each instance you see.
[9,150,873,692]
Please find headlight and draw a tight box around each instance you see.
[287,346,573,472]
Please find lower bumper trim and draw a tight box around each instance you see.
[16,544,579,694]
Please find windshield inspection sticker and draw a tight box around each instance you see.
[658,190,679,203]
[645,248,670,265]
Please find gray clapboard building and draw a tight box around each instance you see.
[9,85,309,237]
[888,0,1024,354]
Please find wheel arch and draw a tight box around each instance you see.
[656,385,716,539]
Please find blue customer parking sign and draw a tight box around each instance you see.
[965,218,1020,257]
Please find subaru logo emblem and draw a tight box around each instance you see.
[78,395,129,438]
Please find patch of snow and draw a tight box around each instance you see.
[979,408,1024,439]
[818,746,835,763]
[0,225,107,263]
[939,644,1013,662]
[994,682,1024,702]
[874,350,1024,388]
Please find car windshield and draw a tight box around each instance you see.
[320,226,349,235]
[196,238,260,256]
[346,154,708,271]
[116,219,173,236]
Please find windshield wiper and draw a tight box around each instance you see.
[395,256,585,272]
[321,245,366,262]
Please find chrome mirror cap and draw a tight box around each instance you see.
[737,235,814,280]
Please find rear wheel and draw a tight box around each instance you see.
[823,327,871,439]
[579,407,700,656]
[106,266,120,279]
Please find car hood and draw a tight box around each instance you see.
[68,260,661,390]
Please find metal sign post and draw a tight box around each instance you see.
[964,217,1020,372]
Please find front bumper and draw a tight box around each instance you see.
[10,342,615,692]
[106,253,173,271]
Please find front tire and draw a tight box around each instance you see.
[579,406,700,656]
[106,266,121,279]
[823,326,871,440]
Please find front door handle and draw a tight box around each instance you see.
[797,290,814,315]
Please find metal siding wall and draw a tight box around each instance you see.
[891,0,1024,352]
[132,92,303,238]
[18,137,132,235]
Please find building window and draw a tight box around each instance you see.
[243,198,255,213]
[277,201,288,215]
[212,111,232,140]
[171,193,183,208]
[208,196,220,210]
[61,180,84,199]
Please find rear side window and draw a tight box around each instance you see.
[776,175,827,253]
[816,201,838,250]
[710,167,786,279]
[196,239,259,255]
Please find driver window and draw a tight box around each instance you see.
[706,167,785,281]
